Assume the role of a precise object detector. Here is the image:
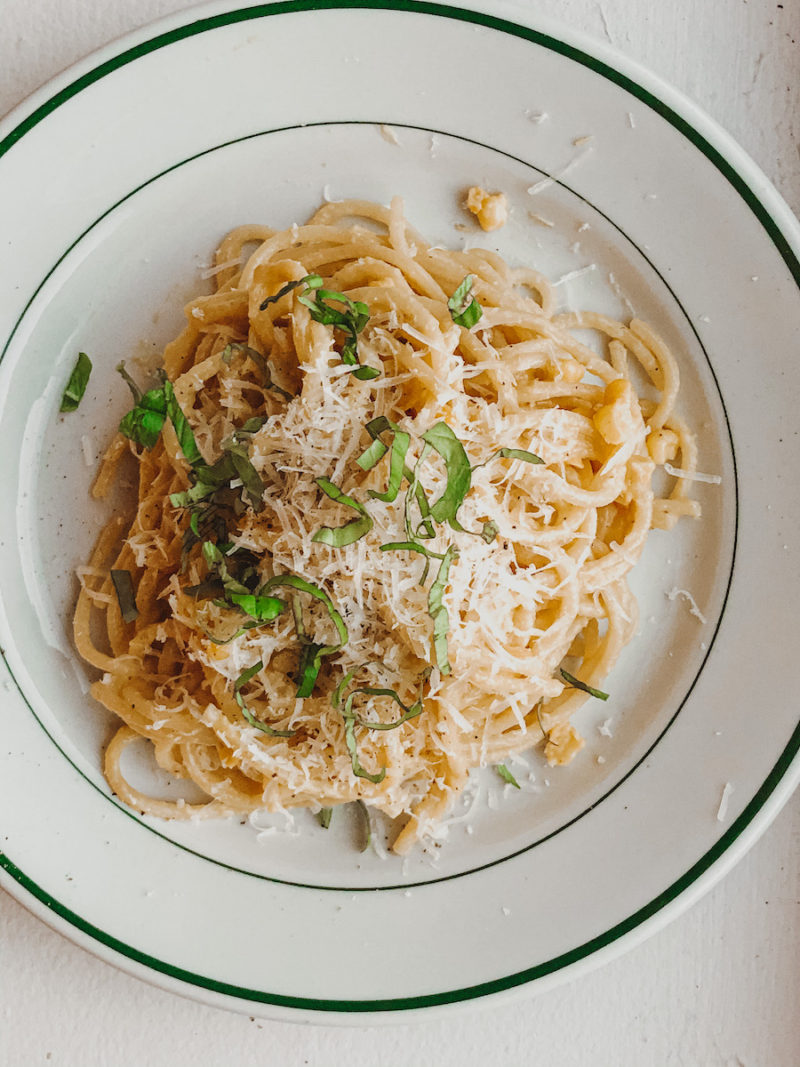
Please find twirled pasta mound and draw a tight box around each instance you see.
[75,198,698,852]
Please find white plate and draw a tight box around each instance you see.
[0,0,798,1023]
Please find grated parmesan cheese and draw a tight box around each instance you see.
[80,434,94,468]
[552,263,597,286]
[379,124,401,146]
[716,782,734,822]
[666,587,707,624]
[663,463,721,485]
[527,145,594,197]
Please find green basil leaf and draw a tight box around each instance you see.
[333,667,428,786]
[110,569,139,624]
[311,477,373,547]
[560,668,609,701]
[295,641,327,699]
[428,544,458,675]
[448,275,482,329]
[259,274,322,311]
[421,422,472,529]
[495,447,544,465]
[380,539,445,586]
[226,443,266,512]
[118,386,167,449]
[379,541,444,558]
[237,416,269,435]
[355,799,371,852]
[474,447,545,472]
[163,380,202,466]
[116,361,142,403]
[60,352,92,412]
[496,764,521,789]
[404,442,435,542]
[260,574,348,649]
[480,520,499,544]
[234,661,294,737]
[342,714,386,784]
[351,364,382,381]
[356,416,411,503]
[227,592,286,621]
[260,574,348,698]
[196,619,262,645]
[234,661,263,691]
[201,541,250,597]
[169,479,220,508]
[297,282,377,380]
[221,342,293,402]
[343,686,424,731]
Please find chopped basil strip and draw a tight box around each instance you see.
[260,574,348,698]
[234,661,263,690]
[496,764,521,789]
[474,446,544,471]
[296,641,328,699]
[480,520,499,544]
[196,619,262,646]
[447,275,482,329]
[331,668,357,710]
[428,544,458,675]
[311,477,373,547]
[170,477,221,509]
[118,383,167,449]
[560,668,609,701]
[535,702,549,741]
[221,342,293,402]
[225,440,266,511]
[343,686,424,731]
[357,417,411,503]
[258,274,321,310]
[202,541,249,597]
[297,281,378,380]
[332,670,426,785]
[496,447,544,465]
[110,569,138,624]
[117,366,202,461]
[60,352,92,412]
[260,574,348,647]
[234,661,295,737]
[318,807,333,829]
[227,591,286,621]
[380,539,445,586]
[421,422,472,530]
[170,424,265,514]
[163,380,202,465]
[379,541,444,558]
[404,442,435,542]
[355,799,371,853]
[235,416,269,435]
[342,713,386,784]
[116,361,142,403]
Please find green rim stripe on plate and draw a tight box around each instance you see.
[3,713,799,1011]
[0,0,797,1013]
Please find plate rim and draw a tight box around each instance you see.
[1,0,798,1020]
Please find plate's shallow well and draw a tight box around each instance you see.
[1,0,798,1021]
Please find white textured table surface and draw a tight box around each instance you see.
[1,1,798,1064]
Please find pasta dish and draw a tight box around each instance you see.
[74,197,699,853]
